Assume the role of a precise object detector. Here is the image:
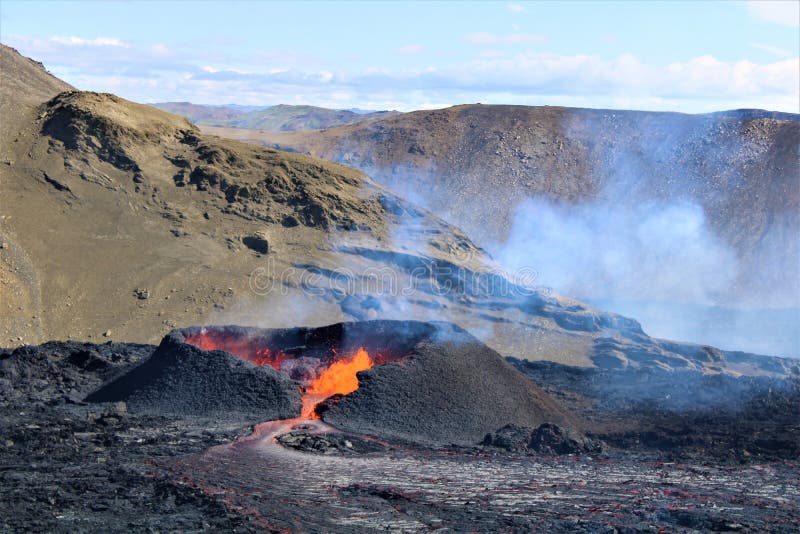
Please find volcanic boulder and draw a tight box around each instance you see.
[86,330,302,419]
[242,232,269,254]
[482,423,603,455]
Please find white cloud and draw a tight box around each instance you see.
[478,50,506,58]
[149,43,173,57]
[201,66,254,75]
[662,55,798,98]
[49,36,129,47]
[751,42,793,57]
[444,50,798,103]
[6,33,799,113]
[189,52,798,111]
[507,3,525,12]
[397,44,424,54]
[747,0,800,27]
[464,32,546,45]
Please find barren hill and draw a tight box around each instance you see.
[1,45,474,348]
[1,45,795,376]
[203,104,800,355]
[207,104,799,307]
[152,102,399,131]
[0,44,73,137]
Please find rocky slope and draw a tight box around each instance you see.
[152,102,399,131]
[0,43,73,115]
[209,105,800,268]
[204,103,800,357]
[1,44,795,376]
[206,104,799,309]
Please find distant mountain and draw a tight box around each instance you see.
[706,109,800,122]
[148,101,244,125]
[348,108,385,115]
[222,104,271,112]
[150,102,400,131]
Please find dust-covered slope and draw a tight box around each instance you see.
[1,44,75,339]
[152,102,399,131]
[0,44,73,127]
[1,89,468,346]
[1,45,795,376]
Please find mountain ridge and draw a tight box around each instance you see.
[151,101,400,131]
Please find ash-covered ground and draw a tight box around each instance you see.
[0,341,258,531]
[510,359,800,463]
[1,334,799,532]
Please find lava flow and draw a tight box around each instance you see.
[183,331,294,369]
[301,348,373,418]
[184,330,377,418]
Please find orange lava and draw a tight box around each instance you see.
[302,348,373,418]
[184,332,293,369]
[185,330,376,419]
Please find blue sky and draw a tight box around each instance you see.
[1,1,798,112]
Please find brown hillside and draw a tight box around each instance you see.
[0,44,72,111]
[205,104,800,307]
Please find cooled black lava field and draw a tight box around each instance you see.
[1,320,798,532]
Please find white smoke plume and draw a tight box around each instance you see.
[492,198,739,305]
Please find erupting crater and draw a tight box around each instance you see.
[87,320,581,445]
[183,328,404,418]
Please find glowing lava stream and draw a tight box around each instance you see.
[302,348,372,418]
[183,331,378,419]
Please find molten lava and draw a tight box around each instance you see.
[184,331,293,369]
[184,329,377,419]
[302,348,373,418]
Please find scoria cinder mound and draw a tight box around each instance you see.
[87,320,581,445]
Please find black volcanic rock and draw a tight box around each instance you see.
[313,321,582,446]
[481,422,603,455]
[86,330,302,419]
[528,423,602,455]
[2,337,798,531]
[480,423,533,452]
[0,341,154,405]
[276,431,387,455]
